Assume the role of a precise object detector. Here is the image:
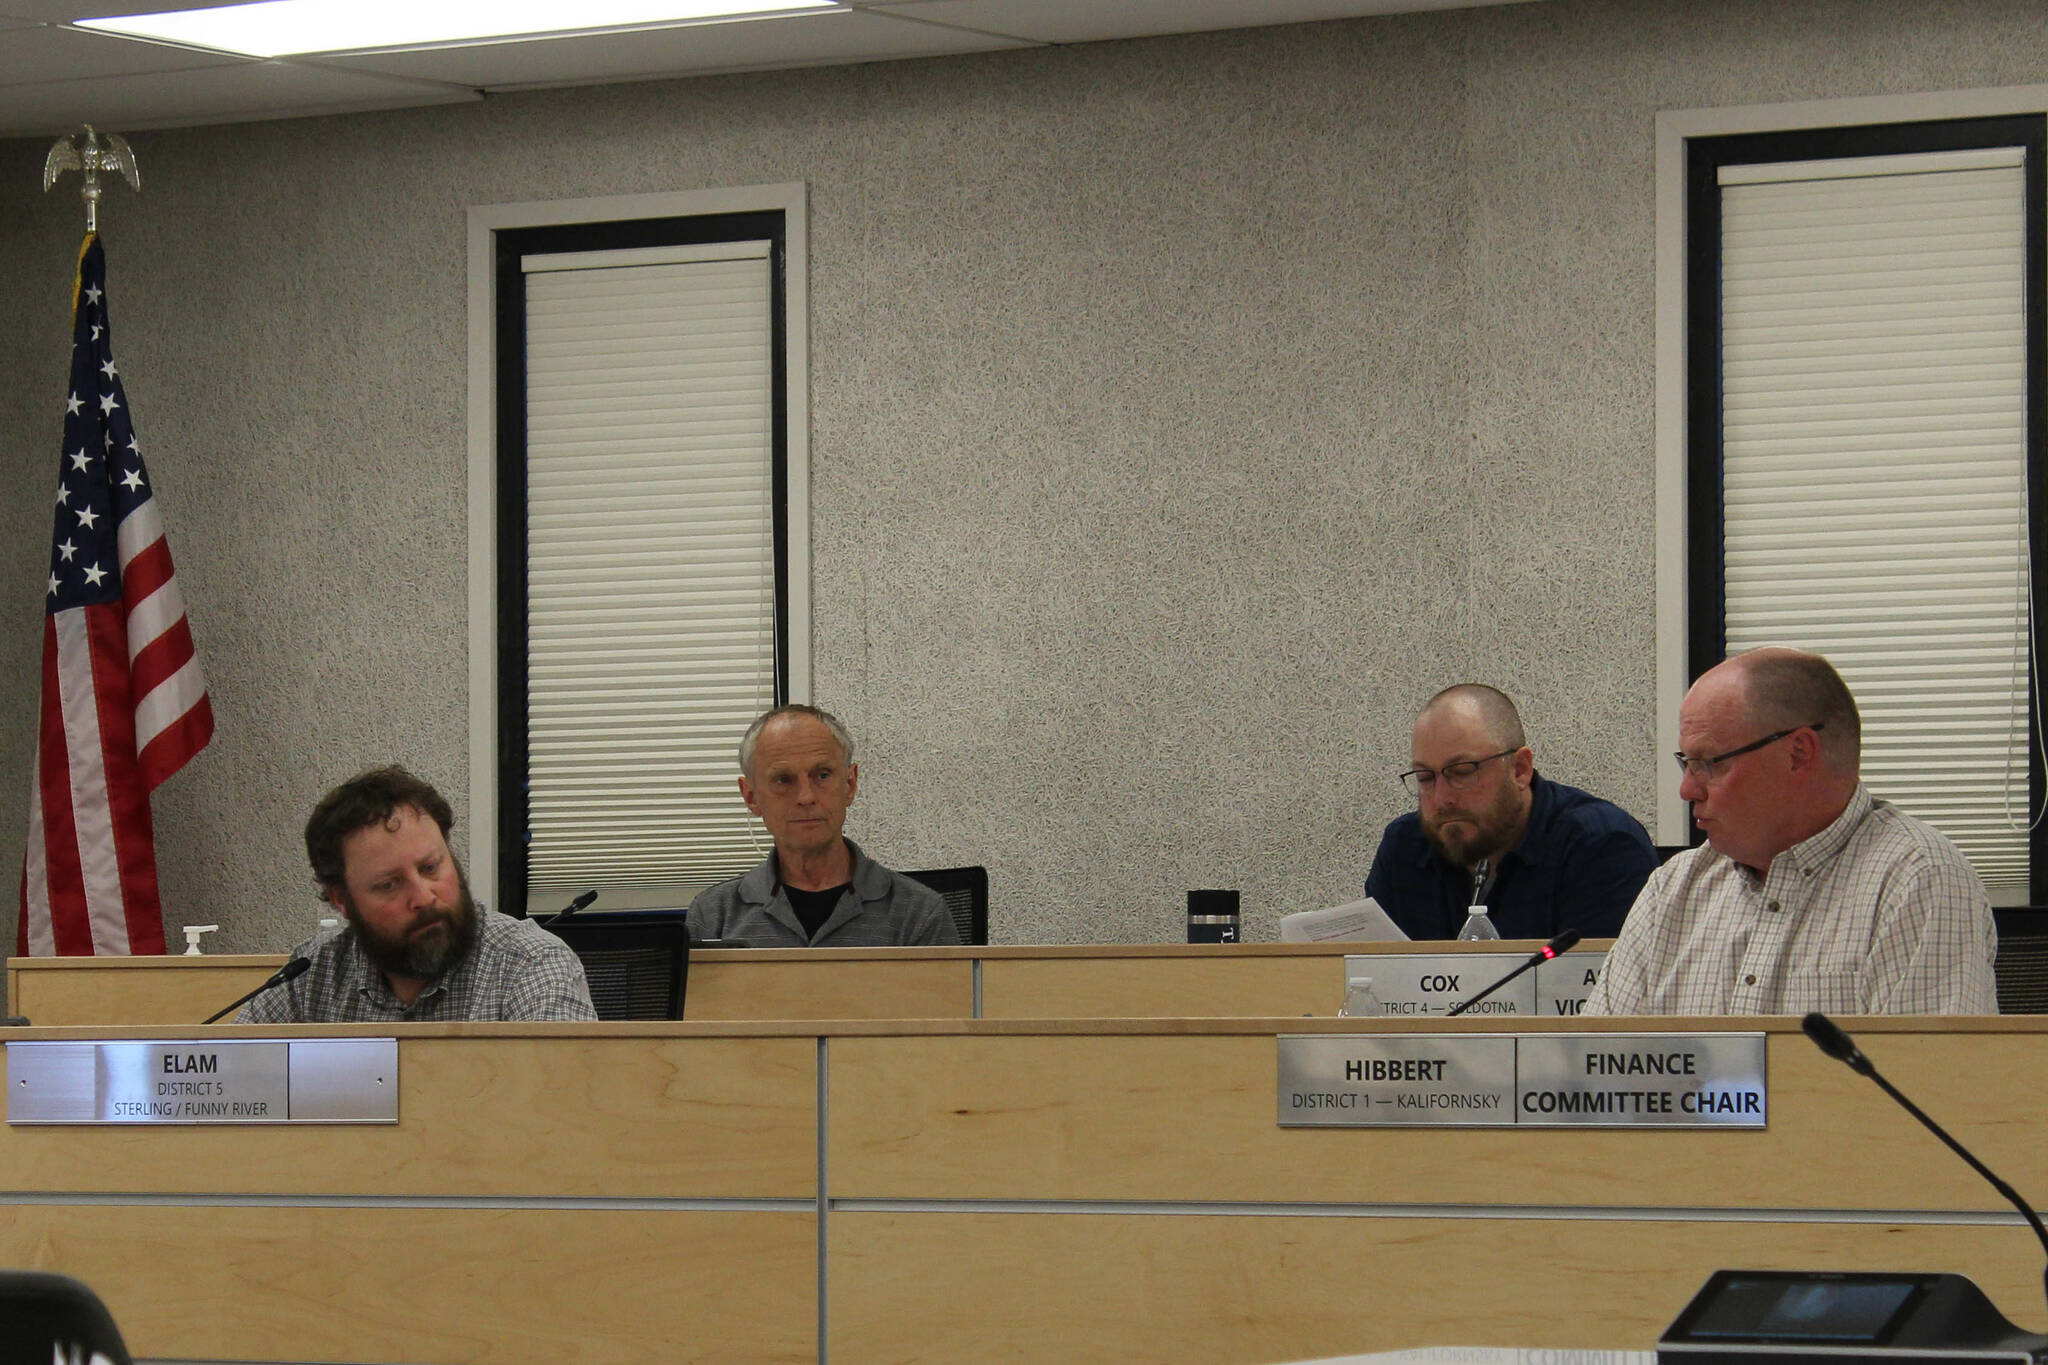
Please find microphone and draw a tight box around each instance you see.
[1445,928,1581,1018]
[541,890,597,929]
[1803,1011,2048,1315]
[202,956,311,1025]
[1800,1010,1871,1072]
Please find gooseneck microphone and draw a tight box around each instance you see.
[1467,858,1491,911]
[541,890,598,930]
[1803,1011,2048,1315]
[202,956,311,1025]
[1445,928,1582,1018]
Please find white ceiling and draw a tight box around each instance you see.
[0,0,1537,140]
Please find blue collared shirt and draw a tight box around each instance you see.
[1363,773,1657,941]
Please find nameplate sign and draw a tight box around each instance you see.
[1277,1032,1765,1129]
[1277,1034,1518,1126]
[1344,951,1607,1018]
[1514,1033,1766,1127]
[1535,953,1605,1017]
[6,1039,398,1125]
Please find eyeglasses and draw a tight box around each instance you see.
[1672,722,1824,783]
[1400,748,1518,796]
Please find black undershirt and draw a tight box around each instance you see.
[784,883,851,942]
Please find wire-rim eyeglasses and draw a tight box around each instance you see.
[1400,748,1519,796]
[1672,722,1824,783]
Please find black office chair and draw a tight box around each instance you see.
[542,912,692,1020]
[1992,906,2048,1014]
[0,1271,132,1365]
[903,865,989,946]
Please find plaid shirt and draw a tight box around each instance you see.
[237,907,596,1023]
[1586,784,1998,1016]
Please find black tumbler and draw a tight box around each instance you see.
[1187,889,1241,944]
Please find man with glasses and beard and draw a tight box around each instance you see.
[1365,684,1657,941]
[1586,648,1997,1015]
[238,766,595,1022]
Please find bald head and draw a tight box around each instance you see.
[1409,684,1536,868]
[1678,648,1861,870]
[1724,648,1861,775]
[1420,684,1527,751]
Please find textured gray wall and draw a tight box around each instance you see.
[2,0,2046,958]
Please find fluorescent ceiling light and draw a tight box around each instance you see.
[75,0,841,57]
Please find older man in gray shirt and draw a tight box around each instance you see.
[687,705,960,948]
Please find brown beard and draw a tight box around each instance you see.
[344,881,481,982]
[1420,782,1522,869]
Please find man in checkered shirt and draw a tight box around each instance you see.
[239,767,595,1023]
[1586,648,1997,1016]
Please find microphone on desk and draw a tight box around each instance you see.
[540,890,598,930]
[1444,928,1581,1018]
[1803,1011,2048,1315]
[201,956,311,1025]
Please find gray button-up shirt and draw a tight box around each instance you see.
[686,840,961,947]
[237,906,597,1023]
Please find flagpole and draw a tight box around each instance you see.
[22,131,215,958]
[43,125,140,234]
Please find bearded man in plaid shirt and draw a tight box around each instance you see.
[240,766,595,1023]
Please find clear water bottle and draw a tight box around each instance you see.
[1457,858,1500,940]
[1339,977,1384,1017]
[1457,903,1502,941]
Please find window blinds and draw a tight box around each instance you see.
[520,241,777,911]
[1719,148,2032,898]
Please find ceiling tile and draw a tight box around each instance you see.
[0,61,479,139]
[863,0,1536,45]
[0,0,1538,135]
[0,1,235,18]
[0,24,247,83]
[304,7,1034,90]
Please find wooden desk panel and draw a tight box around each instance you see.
[687,952,973,1019]
[10,951,979,1025]
[825,1024,2048,1211]
[3,1018,2041,1365]
[0,1204,815,1365]
[11,943,1552,1027]
[828,1214,2048,1365]
[975,942,1599,1020]
[979,952,1346,1018]
[9,955,276,1026]
[0,1034,816,1199]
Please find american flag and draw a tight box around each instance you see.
[18,235,213,957]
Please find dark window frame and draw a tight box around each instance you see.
[491,211,791,917]
[1684,115,2048,897]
